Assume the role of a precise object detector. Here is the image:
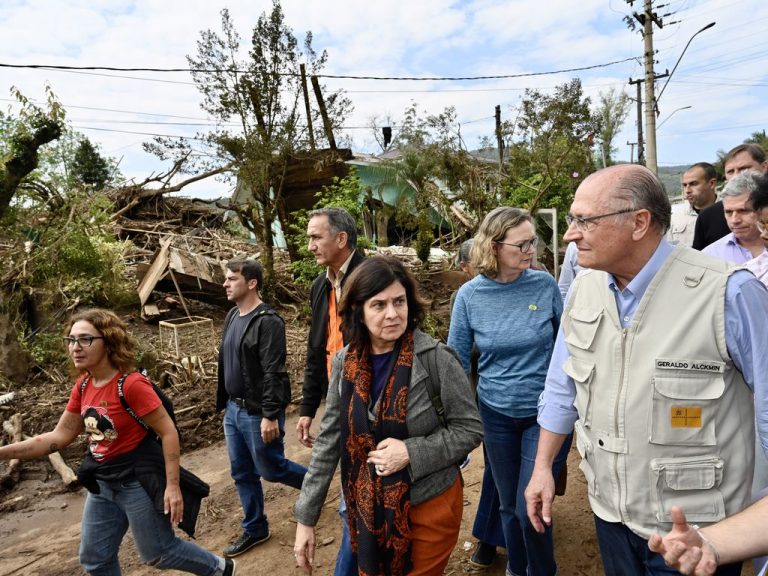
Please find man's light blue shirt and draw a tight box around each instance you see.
[703,232,764,265]
[538,239,768,458]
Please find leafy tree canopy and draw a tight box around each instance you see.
[146,1,352,295]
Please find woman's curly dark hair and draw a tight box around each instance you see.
[64,308,136,377]
[339,256,426,351]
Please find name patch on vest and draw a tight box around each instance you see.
[671,406,702,428]
[655,359,725,373]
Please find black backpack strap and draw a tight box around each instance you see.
[117,373,153,432]
[79,375,90,395]
[419,345,447,429]
[419,343,464,484]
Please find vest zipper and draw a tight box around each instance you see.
[614,328,628,523]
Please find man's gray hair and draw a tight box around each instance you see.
[611,167,672,234]
[722,170,763,199]
[309,207,358,250]
[457,239,473,266]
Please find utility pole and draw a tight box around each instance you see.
[628,77,645,166]
[495,105,504,174]
[299,64,316,151]
[627,141,637,164]
[638,0,664,174]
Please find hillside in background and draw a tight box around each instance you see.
[658,165,687,201]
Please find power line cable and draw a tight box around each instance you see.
[0,97,211,121]
[0,56,640,80]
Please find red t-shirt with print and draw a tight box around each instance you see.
[66,372,161,462]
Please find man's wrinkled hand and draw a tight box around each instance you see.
[524,466,555,533]
[296,416,315,447]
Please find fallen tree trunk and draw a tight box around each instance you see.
[1,418,78,488]
[0,414,23,488]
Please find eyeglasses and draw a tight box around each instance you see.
[566,208,638,232]
[758,220,768,234]
[495,237,539,252]
[63,336,104,348]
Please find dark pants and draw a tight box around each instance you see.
[479,401,570,576]
[471,442,506,548]
[224,402,307,536]
[594,515,742,576]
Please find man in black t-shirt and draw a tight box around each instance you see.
[216,259,307,559]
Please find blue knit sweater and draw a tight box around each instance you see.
[447,269,563,418]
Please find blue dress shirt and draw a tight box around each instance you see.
[538,240,768,458]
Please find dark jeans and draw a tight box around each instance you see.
[594,515,743,576]
[224,402,307,536]
[479,401,571,576]
[335,492,356,576]
[471,442,506,548]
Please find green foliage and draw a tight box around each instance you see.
[71,138,113,190]
[746,130,768,151]
[147,1,352,294]
[1,86,66,218]
[2,188,137,367]
[18,330,68,367]
[0,90,132,371]
[420,311,446,342]
[595,88,631,167]
[289,168,369,286]
[501,79,599,231]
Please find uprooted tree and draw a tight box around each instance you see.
[0,87,65,219]
[0,88,140,382]
[146,1,352,296]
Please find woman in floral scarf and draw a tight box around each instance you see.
[293,256,482,575]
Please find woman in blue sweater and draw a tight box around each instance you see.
[448,207,571,576]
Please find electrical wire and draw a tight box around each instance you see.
[0,56,640,81]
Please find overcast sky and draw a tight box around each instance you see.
[2,0,766,198]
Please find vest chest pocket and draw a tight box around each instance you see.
[650,456,725,524]
[564,307,602,351]
[650,374,724,446]
[563,356,595,427]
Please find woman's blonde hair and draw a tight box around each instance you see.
[65,308,136,377]
[471,207,533,278]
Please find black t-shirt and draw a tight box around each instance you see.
[692,201,730,250]
[222,306,261,399]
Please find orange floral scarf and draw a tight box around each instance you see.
[340,330,414,576]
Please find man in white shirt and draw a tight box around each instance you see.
[668,163,718,246]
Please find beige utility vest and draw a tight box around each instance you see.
[563,245,754,539]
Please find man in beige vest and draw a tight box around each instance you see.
[667,162,718,246]
[524,164,768,576]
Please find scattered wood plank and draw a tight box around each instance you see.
[1,418,78,488]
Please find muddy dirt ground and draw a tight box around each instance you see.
[0,273,756,576]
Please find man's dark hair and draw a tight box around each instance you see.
[686,162,717,181]
[725,143,767,165]
[339,256,425,350]
[227,259,263,288]
[309,207,358,250]
[749,173,768,212]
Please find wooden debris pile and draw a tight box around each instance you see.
[110,194,257,318]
